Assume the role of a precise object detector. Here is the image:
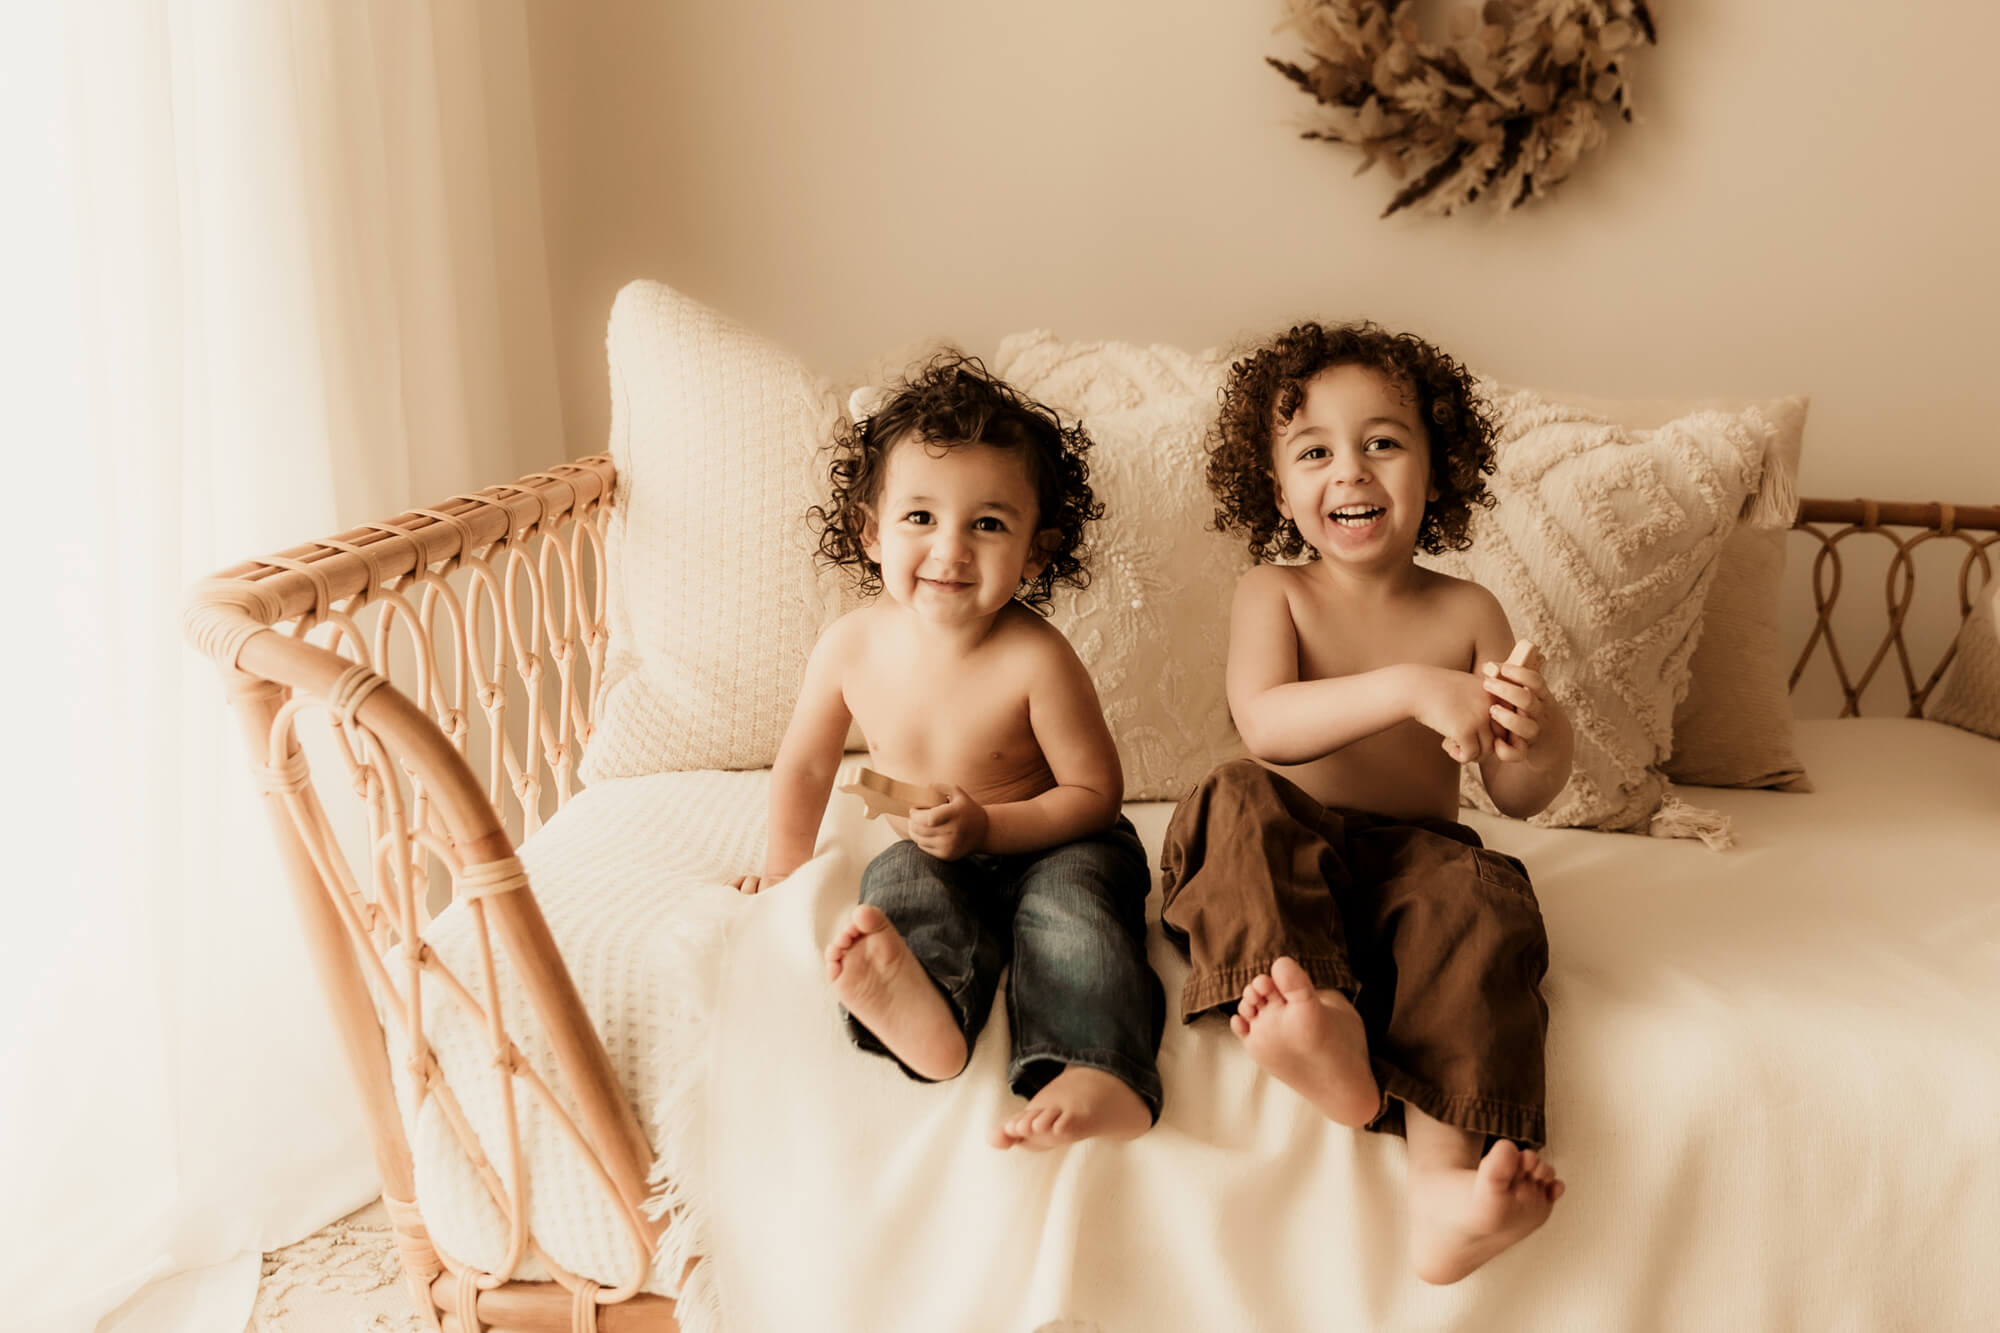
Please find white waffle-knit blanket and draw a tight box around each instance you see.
[411,723,2000,1333]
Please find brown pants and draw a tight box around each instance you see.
[1160,759,1549,1146]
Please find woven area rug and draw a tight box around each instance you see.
[245,1202,1114,1332]
[249,1201,424,1333]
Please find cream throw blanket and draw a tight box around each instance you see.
[697,724,2000,1332]
[411,724,2000,1331]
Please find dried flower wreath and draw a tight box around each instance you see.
[1269,0,1657,218]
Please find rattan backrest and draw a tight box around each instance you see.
[1788,499,1998,717]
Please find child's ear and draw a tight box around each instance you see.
[1024,529,1061,581]
[861,507,881,563]
[1272,472,1293,521]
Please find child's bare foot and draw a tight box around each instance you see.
[989,1067,1152,1150]
[827,905,966,1081]
[1408,1139,1563,1284]
[1231,956,1379,1127]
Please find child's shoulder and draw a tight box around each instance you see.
[1411,565,1506,621]
[992,601,1075,653]
[976,605,1088,686]
[1233,561,1504,632]
[814,602,890,658]
[1234,561,1309,599]
[1229,562,1320,626]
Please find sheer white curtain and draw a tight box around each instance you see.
[0,3,565,1329]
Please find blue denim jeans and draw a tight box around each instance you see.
[845,816,1165,1120]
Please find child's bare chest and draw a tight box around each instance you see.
[1276,584,1480,821]
[1289,589,1476,679]
[842,647,1047,795]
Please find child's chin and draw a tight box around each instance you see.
[909,588,999,620]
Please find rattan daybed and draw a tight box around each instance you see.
[185,294,2000,1333]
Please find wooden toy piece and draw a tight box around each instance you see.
[1446,639,1545,765]
[838,767,945,821]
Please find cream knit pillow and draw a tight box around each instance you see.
[1422,384,1781,842]
[579,281,842,780]
[1547,392,1813,792]
[1927,577,2000,740]
[995,332,1249,800]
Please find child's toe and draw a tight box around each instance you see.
[1269,956,1316,1000]
[1478,1139,1522,1187]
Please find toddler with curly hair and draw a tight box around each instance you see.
[733,352,1164,1151]
[1160,321,1573,1282]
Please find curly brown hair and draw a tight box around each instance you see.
[1207,320,1497,563]
[811,352,1101,614]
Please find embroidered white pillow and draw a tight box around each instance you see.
[1045,401,1251,800]
[994,328,1228,418]
[995,332,1249,801]
[1420,384,1779,841]
[579,281,842,780]
[1927,577,2000,740]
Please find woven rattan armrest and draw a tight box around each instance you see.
[186,455,685,1330]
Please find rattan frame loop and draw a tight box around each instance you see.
[487,482,549,541]
[457,1267,488,1332]
[319,536,395,594]
[572,1278,603,1333]
[186,578,287,668]
[328,664,390,731]
[261,553,337,625]
[460,856,530,900]
[410,506,484,568]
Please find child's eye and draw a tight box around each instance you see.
[1366,437,1402,453]
[902,510,933,526]
[972,517,1007,533]
[1297,446,1328,462]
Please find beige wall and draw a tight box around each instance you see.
[525,0,1999,508]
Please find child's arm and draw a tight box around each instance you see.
[1226,568,1497,764]
[906,634,1122,859]
[1469,593,1574,819]
[731,622,855,894]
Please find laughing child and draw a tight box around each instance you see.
[732,353,1164,1150]
[1161,320,1572,1283]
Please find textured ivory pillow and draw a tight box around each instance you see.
[1545,392,1813,792]
[1927,577,2000,740]
[579,281,842,780]
[995,331,1249,800]
[1422,384,1782,840]
[994,329,1228,418]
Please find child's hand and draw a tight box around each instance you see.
[1481,657,1550,762]
[905,785,989,861]
[1408,666,1498,765]
[729,870,788,895]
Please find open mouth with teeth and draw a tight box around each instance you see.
[1329,505,1386,527]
